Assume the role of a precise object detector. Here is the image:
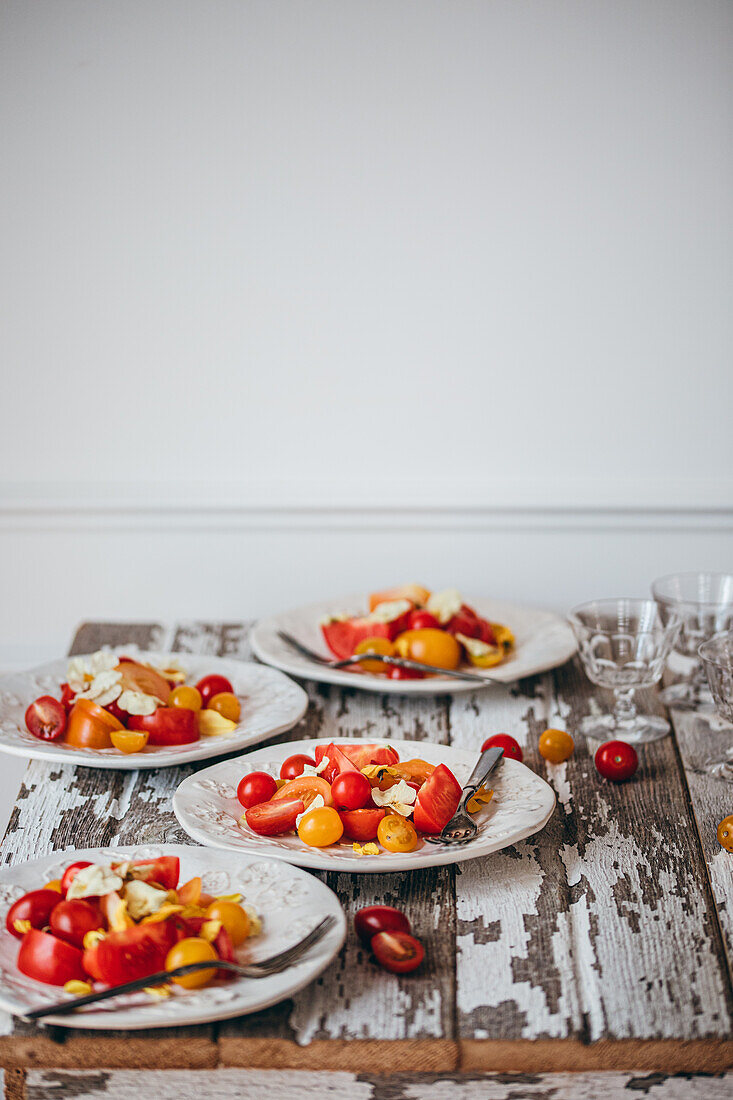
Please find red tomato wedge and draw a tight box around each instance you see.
[18,929,86,986]
[128,708,199,746]
[245,798,304,836]
[338,808,386,841]
[313,743,360,784]
[314,743,399,773]
[321,612,410,660]
[272,776,333,807]
[412,764,462,834]
[122,856,180,891]
[83,922,179,986]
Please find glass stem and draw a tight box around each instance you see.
[613,687,638,725]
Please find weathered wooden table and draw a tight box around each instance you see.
[1,621,732,1100]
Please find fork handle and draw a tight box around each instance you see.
[458,746,504,807]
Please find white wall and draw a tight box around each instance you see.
[1,0,732,665]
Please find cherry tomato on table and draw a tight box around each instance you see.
[5,889,61,939]
[538,728,574,764]
[245,797,304,836]
[49,899,104,949]
[377,814,418,853]
[195,674,234,707]
[717,816,733,852]
[207,692,241,722]
[371,931,424,974]
[338,808,386,842]
[128,707,199,746]
[594,740,638,783]
[60,861,93,897]
[17,928,86,986]
[298,806,344,847]
[237,771,278,809]
[280,754,316,781]
[25,696,67,742]
[331,771,371,811]
[354,905,411,944]
[481,734,523,762]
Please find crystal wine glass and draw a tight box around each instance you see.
[569,599,680,744]
[698,631,733,781]
[652,572,733,711]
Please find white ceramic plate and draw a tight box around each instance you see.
[0,649,308,769]
[251,593,577,694]
[173,738,556,873]
[0,844,345,1029]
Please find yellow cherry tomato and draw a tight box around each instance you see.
[717,815,733,852]
[297,806,344,847]
[205,900,250,946]
[110,728,149,754]
[538,728,574,764]
[207,692,241,722]
[44,879,62,892]
[377,814,418,853]
[393,629,461,670]
[168,685,203,711]
[165,937,218,988]
[353,637,396,674]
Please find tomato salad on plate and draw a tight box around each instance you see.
[238,741,492,855]
[24,651,243,755]
[6,855,259,991]
[320,585,515,679]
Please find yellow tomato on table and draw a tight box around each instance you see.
[538,728,574,763]
[393,629,461,670]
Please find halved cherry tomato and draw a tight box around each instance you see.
[205,900,250,946]
[377,814,418,852]
[338,808,386,841]
[388,666,425,680]
[128,707,199,746]
[25,696,67,742]
[412,764,462,834]
[237,771,278,809]
[331,771,371,810]
[124,856,180,890]
[195,674,234,707]
[18,929,86,986]
[110,728,149,754]
[6,889,61,938]
[353,637,395,674]
[85,921,179,985]
[594,740,638,783]
[273,776,333,808]
[371,930,424,974]
[538,728,574,764]
[481,734,523,762]
[60,862,93,896]
[49,899,104,948]
[407,610,441,631]
[245,798,304,836]
[297,806,344,847]
[280,754,317,781]
[354,905,411,944]
[116,661,170,703]
[168,685,203,711]
[66,698,123,749]
[393,629,461,670]
[207,692,241,722]
[165,937,218,989]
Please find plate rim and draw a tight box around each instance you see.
[173,736,557,873]
[0,651,308,770]
[250,592,577,694]
[0,842,346,1029]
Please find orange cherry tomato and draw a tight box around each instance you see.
[393,629,461,670]
[717,815,733,852]
[353,637,395,674]
[538,728,574,764]
[110,728,149,754]
[165,937,218,989]
[168,685,202,711]
[207,692,241,722]
[297,806,344,847]
[205,900,250,946]
[65,699,124,750]
[377,814,418,853]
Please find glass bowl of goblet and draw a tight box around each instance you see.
[652,572,733,711]
[698,631,733,781]
[568,598,680,744]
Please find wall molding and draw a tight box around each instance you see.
[1,481,732,533]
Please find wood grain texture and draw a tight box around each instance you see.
[0,620,732,1075]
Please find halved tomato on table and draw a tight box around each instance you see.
[128,707,198,746]
[412,763,462,834]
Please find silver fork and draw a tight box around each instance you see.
[21,915,337,1022]
[423,746,504,845]
[277,630,499,685]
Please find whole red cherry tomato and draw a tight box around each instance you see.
[237,771,278,809]
[595,740,638,783]
[354,905,411,944]
[25,696,67,741]
[280,754,317,781]
[371,930,424,974]
[60,861,92,897]
[5,889,61,939]
[480,734,523,762]
[387,666,424,680]
[195,674,234,706]
[407,610,441,631]
[331,771,371,811]
[49,899,104,948]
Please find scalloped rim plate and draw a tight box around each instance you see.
[0,650,308,769]
[173,738,556,872]
[0,844,346,1029]
[251,593,577,694]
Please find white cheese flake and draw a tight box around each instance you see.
[455,632,498,658]
[426,588,463,624]
[296,794,325,827]
[371,780,417,817]
[123,879,171,921]
[318,612,351,626]
[367,599,412,624]
[117,689,162,715]
[298,757,329,777]
[67,863,125,900]
[75,669,123,707]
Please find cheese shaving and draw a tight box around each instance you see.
[371,780,417,817]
